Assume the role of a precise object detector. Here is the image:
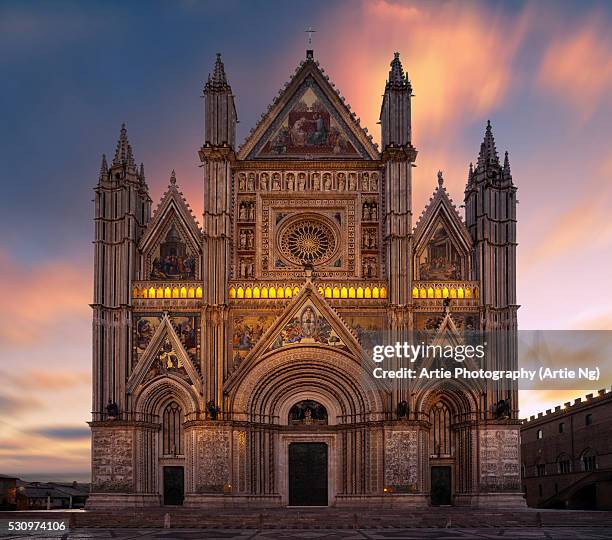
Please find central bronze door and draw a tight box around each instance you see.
[430,466,452,505]
[289,442,328,506]
[163,466,184,505]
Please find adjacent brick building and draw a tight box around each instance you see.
[521,388,612,509]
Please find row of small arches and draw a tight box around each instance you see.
[133,286,203,299]
[230,286,300,299]
[228,285,388,300]
[412,286,477,300]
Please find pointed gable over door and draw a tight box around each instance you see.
[238,54,379,160]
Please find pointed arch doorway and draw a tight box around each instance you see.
[429,399,453,506]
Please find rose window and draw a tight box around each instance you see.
[279,219,337,265]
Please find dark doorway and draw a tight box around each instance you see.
[289,442,328,506]
[430,466,452,505]
[163,466,184,505]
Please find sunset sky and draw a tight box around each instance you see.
[1,0,611,481]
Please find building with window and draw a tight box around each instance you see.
[521,388,612,509]
[88,49,522,508]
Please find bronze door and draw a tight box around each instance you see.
[430,466,452,505]
[289,442,328,506]
[163,466,184,505]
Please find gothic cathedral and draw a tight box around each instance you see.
[89,50,523,508]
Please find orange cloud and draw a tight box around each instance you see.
[0,250,90,344]
[519,389,601,419]
[538,13,612,121]
[318,0,533,143]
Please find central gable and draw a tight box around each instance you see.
[238,57,379,160]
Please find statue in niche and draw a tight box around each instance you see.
[239,229,247,248]
[362,202,370,220]
[362,172,369,191]
[287,173,295,191]
[370,172,379,191]
[272,173,281,190]
[348,172,357,191]
[338,173,346,191]
[247,173,255,191]
[260,173,269,191]
[248,202,255,221]
[312,173,321,190]
[238,173,246,191]
[289,400,328,424]
[297,174,306,191]
[371,202,378,220]
[239,203,247,220]
[323,173,332,191]
[246,230,254,248]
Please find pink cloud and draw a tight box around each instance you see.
[537,13,612,121]
[0,250,90,344]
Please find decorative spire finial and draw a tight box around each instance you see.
[99,154,108,178]
[170,169,177,186]
[387,52,409,89]
[305,26,316,60]
[205,53,231,92]
[112,123,136,169]
[503,151,512,181]
[437,170,444,187]
[477,119,499,169]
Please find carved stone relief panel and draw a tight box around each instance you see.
[384,430,418,492]
[195,428,231,493]
[479,428,521,492]
[92,428,135,492]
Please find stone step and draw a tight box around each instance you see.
[4,509,612,529]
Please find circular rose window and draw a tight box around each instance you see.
[279,218,337,266]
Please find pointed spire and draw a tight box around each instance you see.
[99,154,108,179]
[477,120,500,169]
[138,162,147,186]
[387,52,409,90]
[205,53,231,92]
[503,151,511,175]
[112,123,136,168]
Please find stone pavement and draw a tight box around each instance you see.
[2,527,612,540]
[2,508,612,539]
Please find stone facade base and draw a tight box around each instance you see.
[86,492,160,509]
[184,493,282,508]
[335,494,429,508]
[454,492,527,508]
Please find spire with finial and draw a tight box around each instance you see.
[477,120,499,170]
[112,123,136,168]
[169,169,177,186]
[99,154,108,180]
[503,151,511,175]
[138,162,146,186]
[437,170,444,187]
[387,52,409,90]
[205,53,231,92]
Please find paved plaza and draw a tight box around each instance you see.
[2,526,612,540]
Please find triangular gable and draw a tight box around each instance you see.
[238,58,379,160]
[413,175,472,252]
[224,283,365,393]
[413,311,483,393]
[127,314,202,393]
[138,175,202,280]
[139,175,202,254]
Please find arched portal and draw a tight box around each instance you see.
[417,380,479,506]
[228,346,386,506]
[132,377,200,506]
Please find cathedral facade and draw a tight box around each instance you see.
[88,50,523,508]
